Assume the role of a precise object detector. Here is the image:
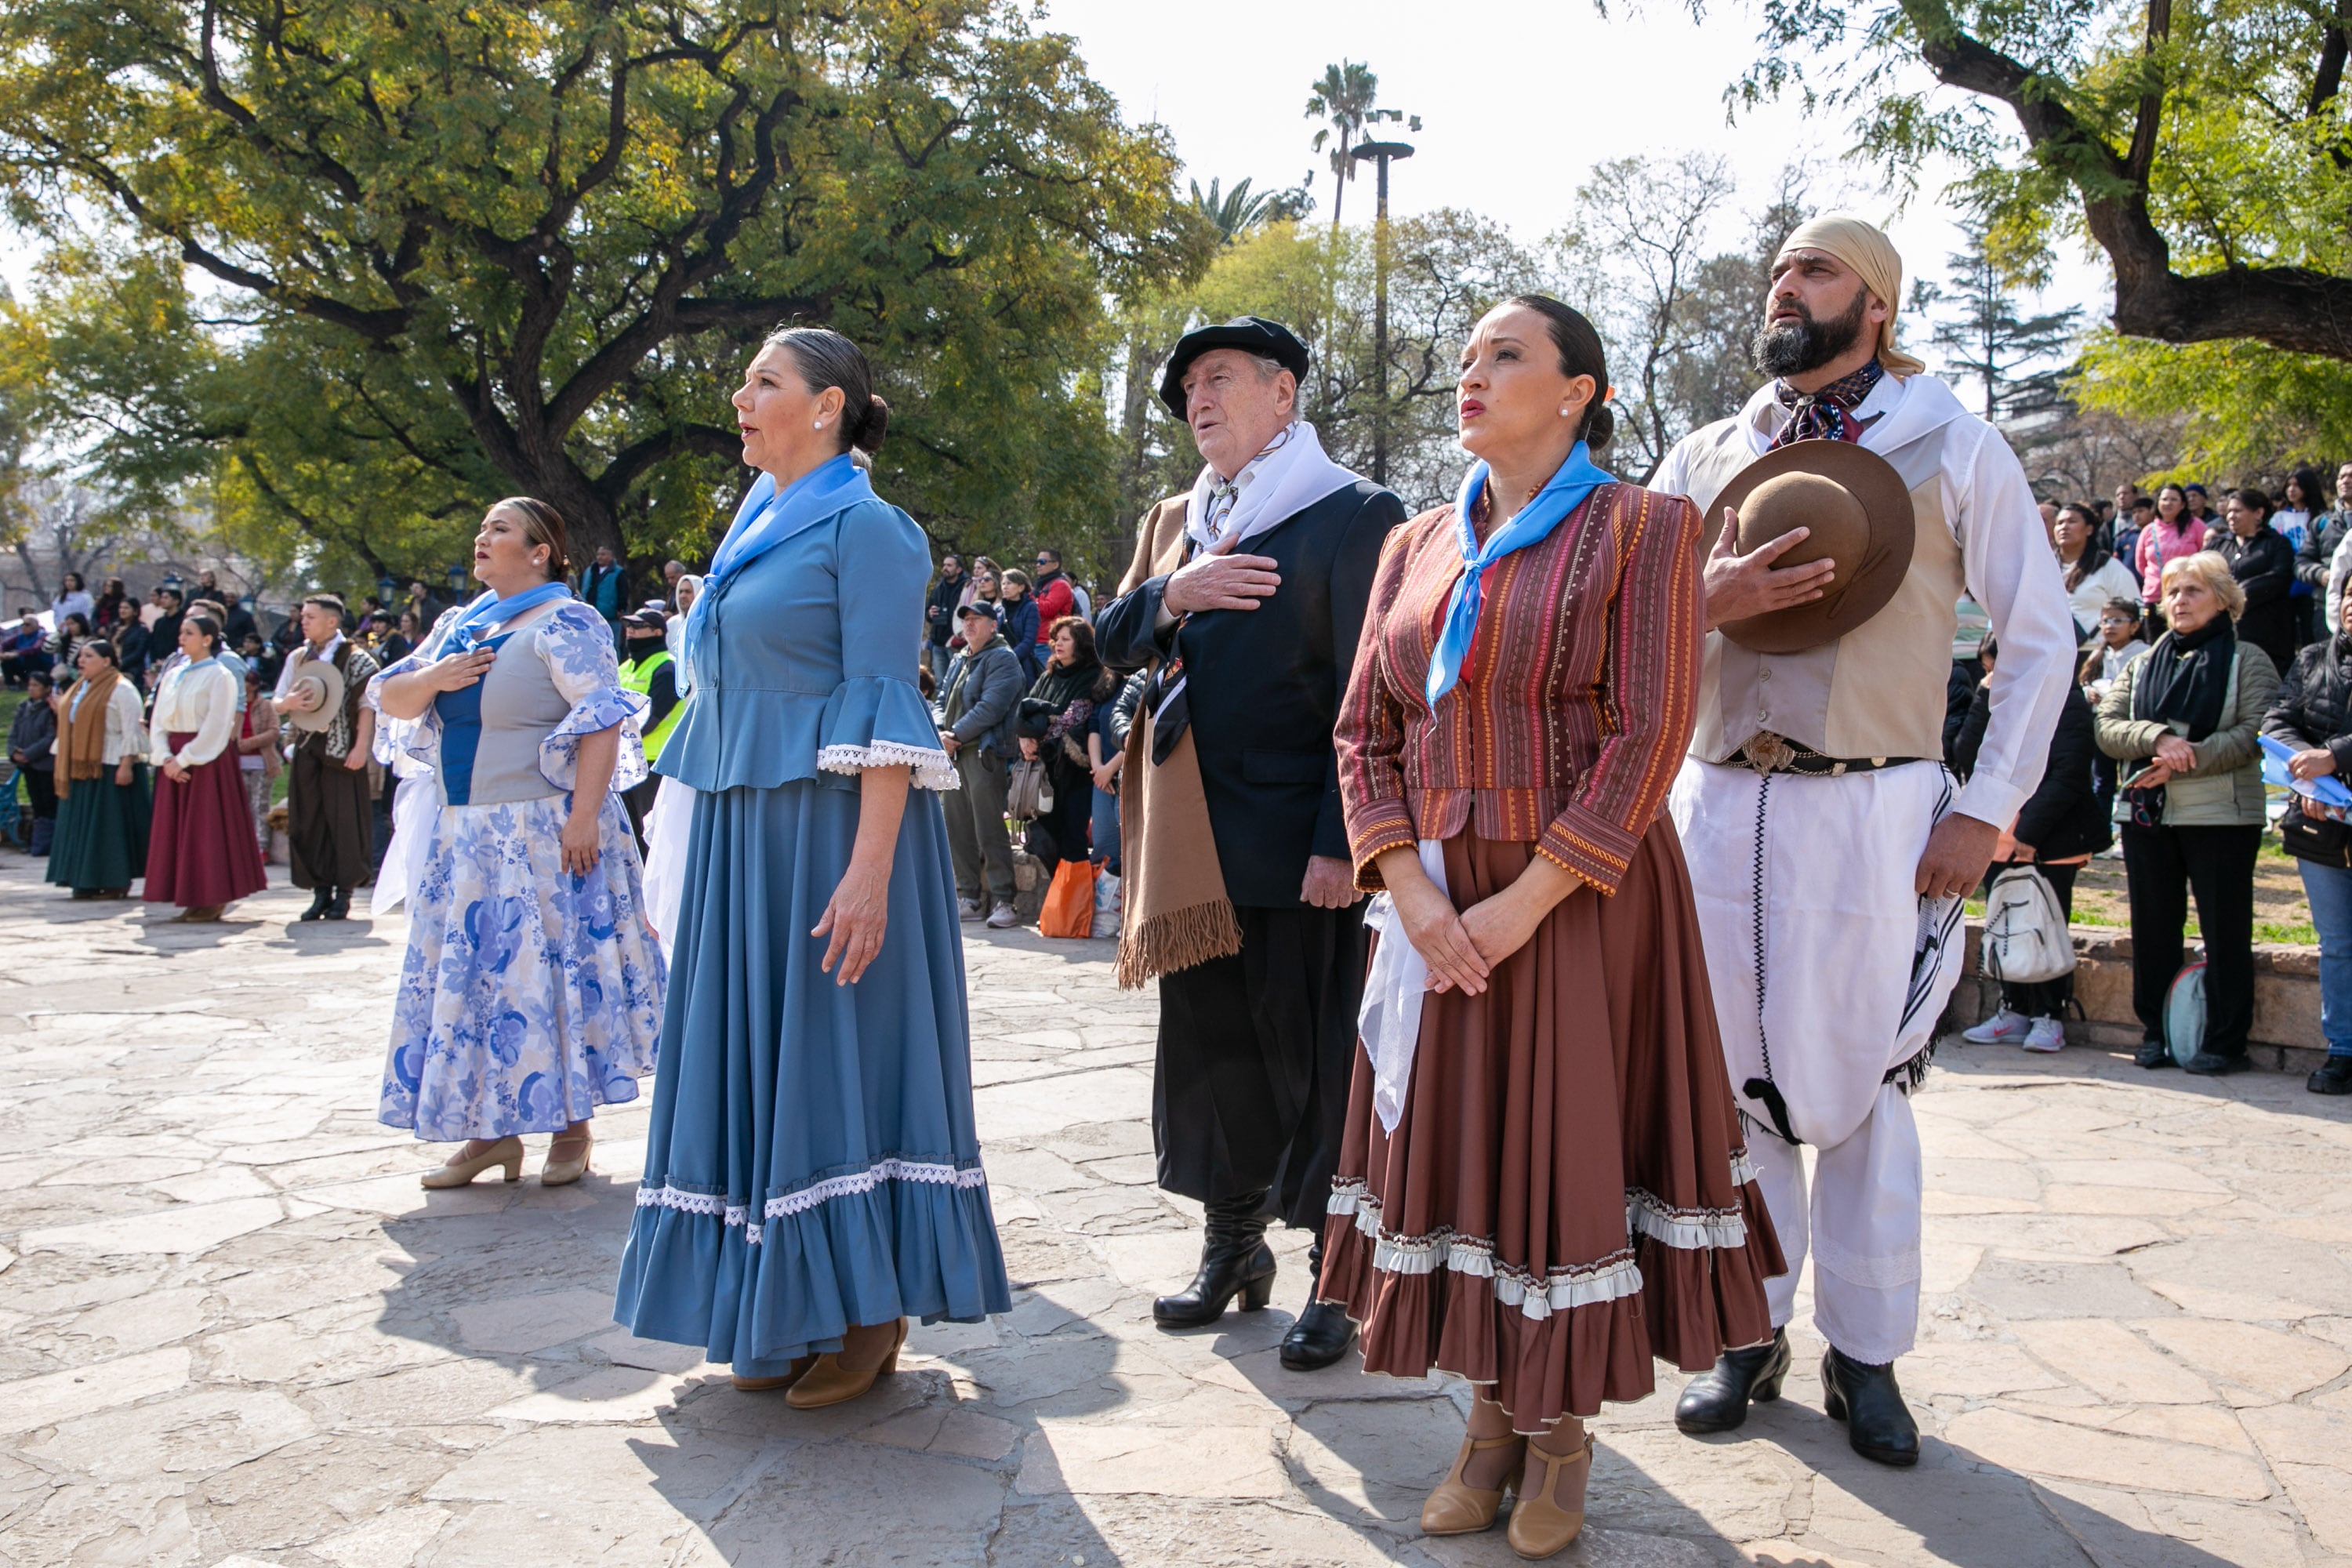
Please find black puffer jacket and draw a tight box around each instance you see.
[2263,633,2352,775]
[1953,680,2111,859]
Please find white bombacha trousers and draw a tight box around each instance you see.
[1669,757,1965,1365]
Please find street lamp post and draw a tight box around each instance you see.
[1350,139,1414,488]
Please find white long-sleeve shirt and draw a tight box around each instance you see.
[67,676,149,765]
[1659,372,2076,830]
[149,659,238,768]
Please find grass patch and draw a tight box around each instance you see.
[2259,920,2319,945]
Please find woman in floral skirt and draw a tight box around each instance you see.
[366,497,664,1188]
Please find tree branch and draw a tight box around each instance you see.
[1903,0,2352,357]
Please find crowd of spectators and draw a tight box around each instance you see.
[1956,471,2352,1095]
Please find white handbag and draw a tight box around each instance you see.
[1979,866,2077,985]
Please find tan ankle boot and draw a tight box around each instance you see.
[1506,1432,1594,1559]
[785,1318,908,1409]
[732,1354,817,1392]
[1421,1431,1526,1536]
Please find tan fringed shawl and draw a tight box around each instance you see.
[54,666,120,800]
[1113,495,1245,989]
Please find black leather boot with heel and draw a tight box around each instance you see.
[1278,1239,1356,1370]
[1154,1192,1276,1330]
[1673,1327,1791,1434]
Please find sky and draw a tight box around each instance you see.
[1037,0,2113,377]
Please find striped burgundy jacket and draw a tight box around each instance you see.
[1337,481,1705,898]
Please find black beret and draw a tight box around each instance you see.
[1158,316,1310,419]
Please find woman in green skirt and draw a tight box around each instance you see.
[48,638,151,898]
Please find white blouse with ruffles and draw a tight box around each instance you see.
[148,660,239,768]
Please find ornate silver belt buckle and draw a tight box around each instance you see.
[1742,731,1796,775]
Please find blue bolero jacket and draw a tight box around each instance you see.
[657,495,954,793]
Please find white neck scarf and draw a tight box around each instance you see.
[1184,420,1361,555]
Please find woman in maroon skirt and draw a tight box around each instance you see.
[146,614,268,921]
[1326,296,1781,1559]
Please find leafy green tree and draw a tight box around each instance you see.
[0,0,1200,582]
[1681,0,2352,362]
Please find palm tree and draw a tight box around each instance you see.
[1305,60,1397,231]
[1190,177,1276,245]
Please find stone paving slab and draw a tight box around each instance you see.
[5,851,2352,1565]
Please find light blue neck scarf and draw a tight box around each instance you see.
[436,579,575,656]
[682,454,875,677]
[1425,443,1614,706]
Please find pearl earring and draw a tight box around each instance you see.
[814,419,825,430]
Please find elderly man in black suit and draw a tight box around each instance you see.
[1095,318,1407,1371]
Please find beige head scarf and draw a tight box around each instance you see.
[1777,214,1926,377]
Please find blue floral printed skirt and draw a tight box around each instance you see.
[613,775,1011,1371]
[378,793,665,1140]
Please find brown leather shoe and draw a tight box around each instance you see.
[1421,1432,1525,1536]
[785,1318,908,1409]
[1506,1432,1594,1559]
[731,1355,817,1393]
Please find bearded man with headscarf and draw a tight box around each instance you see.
[1657,217,2073,1466]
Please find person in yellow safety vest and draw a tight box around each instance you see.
[618,608,682,851]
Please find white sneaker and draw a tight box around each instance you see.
[2023,1017,2066,1053]
[958,896,983,921]
[1962,1007,2031,1044]
[986,902,1019,929]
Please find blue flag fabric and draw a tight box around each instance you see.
[1424,442,1614,706]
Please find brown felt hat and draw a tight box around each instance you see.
[1708,441,1916,654]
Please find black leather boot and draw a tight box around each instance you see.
[1154,1192,1276,1330]
[299,887,333,922]
[324,887,352,921]
[2310,1056,2352,1095]
[1279,1240,1355,1370]
[2184,1048,2247,1076]
[1820,1348,1920,1467]
[1674,1327,1790,1434]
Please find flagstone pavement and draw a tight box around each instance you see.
[5,855,2352,1567]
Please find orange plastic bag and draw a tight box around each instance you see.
[1038,859,1097,938]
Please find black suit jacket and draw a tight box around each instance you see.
[1096,480,1407,909]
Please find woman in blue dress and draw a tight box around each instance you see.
[366,498,666,1188]
[615,327,1011,1406]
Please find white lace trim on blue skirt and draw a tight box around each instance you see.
[816,740,958,792]
[637,1157,988,1246]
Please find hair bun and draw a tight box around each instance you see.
[855,394,891,455]
[1581,401,1616,454]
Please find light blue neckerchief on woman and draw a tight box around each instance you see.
[433,579,575,657]
[1425,441,1615,706]
[680,452,876,678]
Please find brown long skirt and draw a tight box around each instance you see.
[1319,822,1784,1432]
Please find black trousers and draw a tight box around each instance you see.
[1992,860,2078,1018]
[2122,822,2261,1058]
[287,742,375,891]
[20,764,55,822]
[1154,901,1369,1231]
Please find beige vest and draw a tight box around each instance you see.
[1682,416,1960,764]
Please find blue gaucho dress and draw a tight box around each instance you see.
[614,486,1011,1370]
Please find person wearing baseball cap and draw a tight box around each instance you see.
[1657,214,2075,1465]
